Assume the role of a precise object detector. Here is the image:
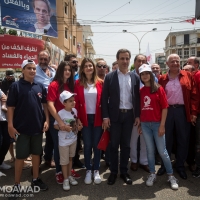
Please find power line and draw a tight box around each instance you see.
[95,0,133,21]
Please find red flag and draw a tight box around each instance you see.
[185,18,196,25]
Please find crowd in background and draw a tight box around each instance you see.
[0,48,200,198]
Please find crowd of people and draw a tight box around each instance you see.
[0,48,200,199]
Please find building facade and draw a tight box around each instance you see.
[164,29,200,67]
[155,53,166,70]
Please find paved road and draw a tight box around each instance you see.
[0,149,200,200]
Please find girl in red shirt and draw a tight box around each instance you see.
[139,64,178,190]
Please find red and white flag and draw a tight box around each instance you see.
[185,18,196,25]
[145,43,153,65]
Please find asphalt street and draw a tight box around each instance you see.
[0,143,200,200]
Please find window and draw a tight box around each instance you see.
[197,51,200,57]
[65,28,68,39]
[177,49,182,58]
[72,0,75,5]
[197,38,200,43]
[73,15,76,25]
[184,34,189,45]
[184,48,189,58]
[190,48,195,56]
[73,36,76,46]
[65,3,68,15]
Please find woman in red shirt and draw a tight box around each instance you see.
[47,61,75,184]
[138,64,178,190]
[74,58,103,185]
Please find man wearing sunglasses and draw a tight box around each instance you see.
[64,54,79,81]
[96,60,108,80]
[34,50,56,169]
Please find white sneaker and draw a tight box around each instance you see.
[84,170,92,184]
[94,170,101,184]
[69,176,78,186]
[63,179,70,191]
[168,176,179,190]
[146,174,156,186]
[0,162,11,170]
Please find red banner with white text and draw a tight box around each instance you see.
[0,34,45,69]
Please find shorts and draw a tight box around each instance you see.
[59,141,77,165]
[16,133,43,159]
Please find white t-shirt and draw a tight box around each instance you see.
[54,108,77,146]
[84,83,97,114]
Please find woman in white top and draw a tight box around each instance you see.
[74,58,103,185]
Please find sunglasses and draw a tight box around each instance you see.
[71,60,78,64]
[97,65,107,68]
[71,111,77,119]
[40,58,48,61]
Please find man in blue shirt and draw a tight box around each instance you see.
[34,50,56,169]
[7,59,49,197]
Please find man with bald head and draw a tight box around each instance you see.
[187,57,199,72]
[158,54,199,179]
[183,65,195,73]
[151,63,161,78]
[96,60,107,80]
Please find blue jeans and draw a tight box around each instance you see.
[82,114,102,171]
[49,116,61,173]
[141,122,173,174]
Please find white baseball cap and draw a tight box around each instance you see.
[59,91,75,104]
[21,59,35,68]
[139,64,152,74]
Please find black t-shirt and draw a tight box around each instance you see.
[7,78,47,135]
[1,78,15,94]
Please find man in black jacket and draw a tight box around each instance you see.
[102,49,140,185]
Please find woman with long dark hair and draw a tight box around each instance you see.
[47,61,75,184]
[74,58,103,185]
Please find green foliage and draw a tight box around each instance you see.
[130,64,135,71]
[0,27,4,34]
[8,29,17,35]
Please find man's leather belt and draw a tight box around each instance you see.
[169,104,184,108]
[119,109,132,113]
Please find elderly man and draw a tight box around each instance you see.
[34,50,57,170]
[183,65,195,73]
[28,0,57,37]
[102,49,140,185]
[185,57,199,172]
[187,57,199,72]
[130,54,149,173]
[151,63,161,78]
[158,54,199,179]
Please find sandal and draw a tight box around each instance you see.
[9,157,15,163]
[23,162,32,170]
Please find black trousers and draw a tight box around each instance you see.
[161,106,190,171]
[0,121,10,165]
[110,110,134,174]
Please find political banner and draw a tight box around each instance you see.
[0,34,45,68]
[1,0,58,38]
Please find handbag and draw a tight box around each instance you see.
[97,130,110,151]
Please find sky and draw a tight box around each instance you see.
[76,0,199,66]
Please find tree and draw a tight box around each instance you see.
[8,29,17,36]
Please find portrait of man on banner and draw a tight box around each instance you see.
[28,0,57,37]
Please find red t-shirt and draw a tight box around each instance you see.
[47,81,70,112]
[140,86,168,122]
